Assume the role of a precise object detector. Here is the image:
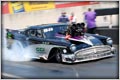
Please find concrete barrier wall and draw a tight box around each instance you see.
[96,28,119,44]
[2,2,118,29]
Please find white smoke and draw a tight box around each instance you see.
[2,29,35,62]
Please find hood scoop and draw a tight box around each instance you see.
[69,36,93,46]
[55,34,93,46]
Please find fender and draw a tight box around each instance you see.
[24,43,67,60]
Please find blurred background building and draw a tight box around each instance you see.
[2,1,118,29]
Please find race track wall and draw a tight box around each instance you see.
[96,28,119,44]
[2,1,118,29]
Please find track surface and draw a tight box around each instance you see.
[2,45,119,79]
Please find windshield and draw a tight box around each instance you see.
[43,25,67,38]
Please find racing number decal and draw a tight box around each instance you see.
[36,47,45,53]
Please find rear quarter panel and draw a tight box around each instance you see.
[24,43,66,59]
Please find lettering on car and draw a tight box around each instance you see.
[36,47,45,53]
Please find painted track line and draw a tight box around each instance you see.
[2,73,23,79]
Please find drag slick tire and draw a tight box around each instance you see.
[48,48,63,63]
[8,40,28,51]
[55,49,62,63]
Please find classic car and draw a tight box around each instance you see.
[6,23,116,63]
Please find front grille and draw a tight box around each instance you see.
[75,45,111,58]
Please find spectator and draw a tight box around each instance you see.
[58,12,69,23]
[84,8,97,34]
[69,12,77,24]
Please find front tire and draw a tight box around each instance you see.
[55,49,62,63]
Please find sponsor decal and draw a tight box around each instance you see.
[9,1,25,13]
[2,1,99,14]
[23,1,55,12]
[43,28,53,33]
[36,47,45,53]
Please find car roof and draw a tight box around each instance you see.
[27,23,69,30]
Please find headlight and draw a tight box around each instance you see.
[107,38,113,45]
[70,44,77,52]
[63,49,67,53]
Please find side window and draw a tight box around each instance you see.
[26,29,43,38]
[36,29,43,38]
[27,29,37,37]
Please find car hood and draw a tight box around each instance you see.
[47,33,103,47]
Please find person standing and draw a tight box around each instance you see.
[69,12,77,24]
[58,12,69,23]
[84,8,97,34]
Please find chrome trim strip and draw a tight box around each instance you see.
[75,45,111,55]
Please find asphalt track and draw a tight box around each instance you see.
[1,45,119,79]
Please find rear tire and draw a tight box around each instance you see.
[11,40,25,50]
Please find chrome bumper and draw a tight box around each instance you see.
[62,45,115,63]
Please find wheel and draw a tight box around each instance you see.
[55,49,62,63]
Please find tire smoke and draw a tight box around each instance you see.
[2,30,35,61]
